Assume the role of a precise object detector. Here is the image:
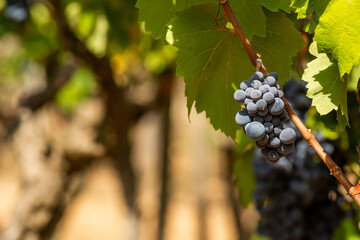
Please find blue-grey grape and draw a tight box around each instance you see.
[279,111,287,118]
[234,90,246,102]
[244,98,253,106]
[269,87,278,97]
[268,72,278,80]
[269,98,285,115]
[264,114,272,122]
[245,122,266,140]
[259,85,269,94]
[245,87,254,98]
[258,134,269,145]
[277,143,295,154]
[268,132,275,139]
[269,137,281,148]
[250,90,262,101]
[279,128,296,144]
[240,80,250,90]
[253,71,264,80]
[265,76,276,86]
[235,110,252,127]
[276,83,281,90]
[255,141,267,149]
[256,99,267,111]
[260,147,271,158]
[234,72,296,162]
[247,102,257,113]
[263,122,273,133]
[274,126,282,136]
[268,150,280,162]
[258,108,268,116]
[263,92,274,104]
[254,116,264,123]
[251,80,262,89]
[271,116,281,126]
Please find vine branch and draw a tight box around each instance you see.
[219,0,360,207]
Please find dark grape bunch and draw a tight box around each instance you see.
[234,71,296,163]
[253,80,348,240]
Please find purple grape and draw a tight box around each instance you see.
[245,122,266,140]
[264,114,273,122]
[247,102,257,113]
[267,150,280,163]
[263,122,274,133]
[255,141,267,149]
[234,90,246,102]
[259,85,270,94]
[269,137,281,148]
[256,99,267,111]
[254,116,264,123]
[244,98,253,106]
[250,90,262,101]
[265,76,276,86]
[263,92,275,104]
[251,80,263,89]
[258,108,269,116]
[276,143,294,155]
[240,80,251,90]
[269,87,278,97]
[269,98,285,115]
[268,72,278,80]
[271,116,281,126]
[279,128,296,144]
[277,90,284,98]
[235,110,252,127]
[253,71,264,80]
[245,87,254,98]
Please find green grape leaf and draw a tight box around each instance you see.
[314,0,360,76]
[136,0,266,41]
[180,0,267,40]
[227,0,266,39]
[291,0,330,33]
[348,65,360,92]
[172,3,303,138]
[136,0,174,39]
[234,131,255,207]
[262,0,292,13]
[336,109,348,131]
[136,0,215,39]
[252,11,304,84]
[302,42,349,127]
[290,0,307,8]
[172,3,254,139]
[175,0,217,10]
[332,219,360,240]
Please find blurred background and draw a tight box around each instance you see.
[0,0,359,240]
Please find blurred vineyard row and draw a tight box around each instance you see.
[0,1,258,240]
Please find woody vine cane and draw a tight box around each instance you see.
[219,0,360,207]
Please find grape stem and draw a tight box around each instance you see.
[219,0,360,206]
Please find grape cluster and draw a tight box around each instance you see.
[234,72,296,163]
[253,80,349,240]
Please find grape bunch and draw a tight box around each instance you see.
[253,79,349,240]
[234,71,296,163]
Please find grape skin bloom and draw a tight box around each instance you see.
[234,72,295,163]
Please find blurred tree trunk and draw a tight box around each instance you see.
[157,69,175,240]
[49,0,141,215]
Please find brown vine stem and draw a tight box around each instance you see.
[219,0,360,206]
